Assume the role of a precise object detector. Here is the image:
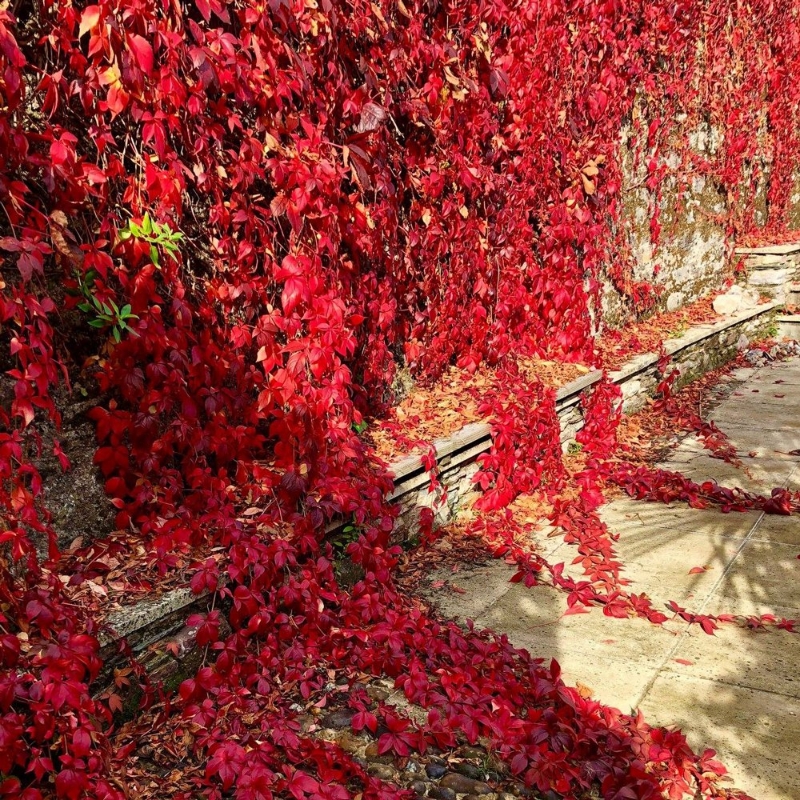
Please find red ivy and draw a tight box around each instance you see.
[2,1,799,797]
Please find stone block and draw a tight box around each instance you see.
[748,267,791,286]
[666,291,684,312]
[745,254,786,268]
[713,285,759,316]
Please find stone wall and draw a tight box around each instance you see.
[788,172,800,231]
[606,110,797,328]
[607,119,729,325]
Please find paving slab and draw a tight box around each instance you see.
[708,422,800,458]
[710,405,800,431]
[425,560,517,621]
[639,675,800,800]
[749,366,800,385]
[473,581,683,712]
[600,499,760,541]
[749,513,800,546]
[547,530,747,611]
[700,537,800,617]
[613,532,743,608]
[599,497,761,539]
[757,373,800,385]
[664,624,800,698]
[659,454,795,492]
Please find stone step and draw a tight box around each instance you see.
[786,282,800,306]
[777,314,800,340]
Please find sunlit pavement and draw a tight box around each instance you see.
[425,358,800,800]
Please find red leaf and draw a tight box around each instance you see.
[562,605,589,616]
[0,237,20,252]
[355,102,387,133]
[72,726,92,758]
[79,5,101,37]
[699,617,717,635]
[510,753,528,775]
[281,276,305,314]
[194,0,212,20]
[674,658,694,666]
[688,566,707,574]
[17,251,43,281]
[128,34,154,74]
[55,769,86,800]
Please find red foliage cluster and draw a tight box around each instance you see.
[466,367,798,646]
[2,0,800,797]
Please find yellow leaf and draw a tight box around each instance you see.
[79,5,101,38]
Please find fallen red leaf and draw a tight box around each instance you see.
[562,605,590,616]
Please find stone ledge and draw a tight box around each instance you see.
[555,369,604,407]
[663,302,781,355]
[98,587,201,647]
[608,352,661,384]
[735,243,800,255]
[95,585,219,696]
[388,421,491,486]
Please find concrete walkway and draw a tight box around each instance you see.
[424,358,800,800]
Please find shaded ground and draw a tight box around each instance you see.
[423,358,800,800]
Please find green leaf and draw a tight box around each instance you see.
[118,229,131,241]
[141,212,152,235]
[150,245,160,267]
[88,318,106,328]
[112,327,121,343]
[129,222,142,237]
[77,302,91,313]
